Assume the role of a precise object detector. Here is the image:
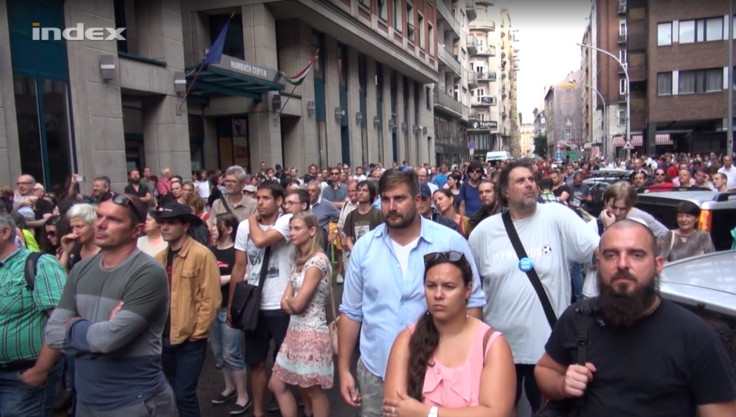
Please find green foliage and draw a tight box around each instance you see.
[533,135,547,158]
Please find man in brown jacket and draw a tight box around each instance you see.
[153,202,221,417]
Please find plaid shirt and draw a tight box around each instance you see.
[0,247,66,363]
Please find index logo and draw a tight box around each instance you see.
[32,22,126,41]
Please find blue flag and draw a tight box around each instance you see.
[201,15,233,66]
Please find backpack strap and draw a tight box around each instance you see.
[24,252,44,291]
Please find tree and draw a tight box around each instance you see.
[533,135,548,159]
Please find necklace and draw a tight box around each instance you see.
[642,297,661,318]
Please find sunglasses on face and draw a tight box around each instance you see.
[46,231,56,237]
[423,250,467,270]
[112,194,145,223]
[470,169,483,174]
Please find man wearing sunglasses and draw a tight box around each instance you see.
[647,169,674,192]
[45,194,176,416]
[338,169,485,417]
[458,160,484,217]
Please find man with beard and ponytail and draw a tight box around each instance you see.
[535,220,736,417]
[338,169,485,417]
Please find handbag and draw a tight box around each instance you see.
[229,246,271,332]
[501,211,557,328]
[327,278,340,356]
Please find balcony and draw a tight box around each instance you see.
[469,19,495,31]
[466,0,477,21]
[466,35,478,55]
[438,47,462,77]
[617,33,627,44]
[467,71,478,88]
[472,95,496,107]
[475,45,496,56]
[433,88,463,117]
[437,0,461,38]
[617,1,626,14]
[478,71,497,81]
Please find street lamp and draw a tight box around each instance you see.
[577,42,630,160]
[570,79,608,161]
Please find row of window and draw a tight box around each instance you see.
[658,15,735,46]
[656,68,728,95]
[365,0,433,52]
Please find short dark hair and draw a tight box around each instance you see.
[495,159,535,206]
[286,188,310,206]
[257,181,285,201]
[378,169,419,197]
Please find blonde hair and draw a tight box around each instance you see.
[290,211,323,272]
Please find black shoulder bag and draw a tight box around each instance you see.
[230,246,271,332]
[536,299,598,417]
[502,211,557,328]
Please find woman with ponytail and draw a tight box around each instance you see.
[382,251,515,417]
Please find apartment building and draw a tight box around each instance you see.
[1,0,438,193]
[433,0,477,164]
[543,71,584,160]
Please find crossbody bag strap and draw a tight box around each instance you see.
[501,211,557,329]
[256,246,272,291]
[220,196,234,215]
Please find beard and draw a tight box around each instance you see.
[131,178,140,184]
[597,271,659,328]
[385,207,417,230]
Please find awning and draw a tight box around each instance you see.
[655,133,673,145]
[186,55,284,101]
[612,136,625,147]
[630,135,643,147]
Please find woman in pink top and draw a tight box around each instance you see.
[382,251,516,417]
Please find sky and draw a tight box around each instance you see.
[504,0,592,124]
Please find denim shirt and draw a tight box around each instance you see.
[340,216,485,379]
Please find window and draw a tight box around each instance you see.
[428,23,434,55]
[619,48,627,65]
[618,110,626,126]
[406,3,415,42]
[678,68,723,94]
[705,17,724,41]
[378,0,388,21]
[619,78,627,95]
[658,22,672,46]
[619,19,627,36]
[477,88,485,96]
[679,20,695,43]
[394,0,402,32]
[418,14,425,50]
[359,0,369,8]
[657,72,672,95]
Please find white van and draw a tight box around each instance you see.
[485,151,513,164]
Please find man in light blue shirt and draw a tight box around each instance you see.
[337,169,485,417]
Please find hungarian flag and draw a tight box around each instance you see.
[279,49,320,85]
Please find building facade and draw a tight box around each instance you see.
[1,0,439,193]
[544,72,584,160]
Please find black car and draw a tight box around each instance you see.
[583,169,633,216]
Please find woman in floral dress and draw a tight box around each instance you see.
[270,211,333,417]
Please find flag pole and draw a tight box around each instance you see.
[274,83,299,120]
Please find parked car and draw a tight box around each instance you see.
[636,190,736,251]
[583,169,633,216]
[660,250,736,371]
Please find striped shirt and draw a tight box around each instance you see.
[0,247,66,363]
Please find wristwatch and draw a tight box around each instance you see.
[427,406,438,417]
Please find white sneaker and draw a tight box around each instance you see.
[335,274,344,284]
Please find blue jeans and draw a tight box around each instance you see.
[209,309,245,370]
[0,360,62,417]
[570,262,584,302]
[162,339,207,417]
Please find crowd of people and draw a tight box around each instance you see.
[0,152,735,417]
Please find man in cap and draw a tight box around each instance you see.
[153,202,221,417]
[242,184,257,200]
[45,194,175,416]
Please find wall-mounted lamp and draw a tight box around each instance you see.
[413,125,421,134]
[356,112,363,126]
[174,71,187,94]
[422,126,428,135]
[401,122,408,133]
[373,116,381,128]
[272,94,282,111]
[100,55,115,81]
[335,107,346,121]
[388,119,397,131]
[306,101,316,117]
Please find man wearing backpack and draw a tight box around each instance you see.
[0,212,66,417]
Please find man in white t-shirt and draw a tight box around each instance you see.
[718,155,736,189]
[468,159,599,415]
[228,182,294,417]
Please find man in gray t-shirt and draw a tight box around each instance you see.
[45,195,174,417]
